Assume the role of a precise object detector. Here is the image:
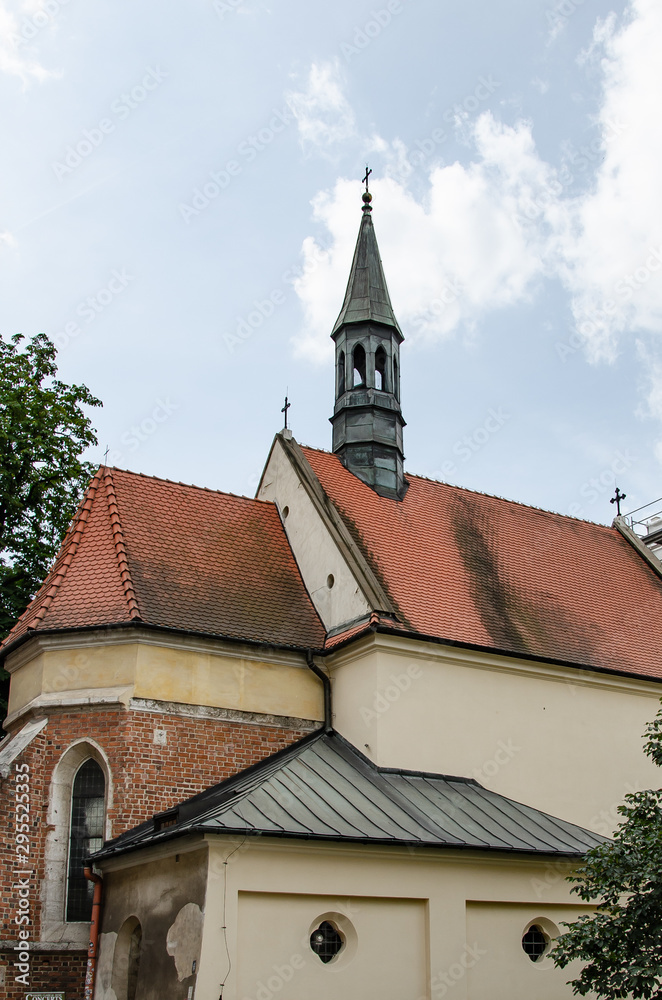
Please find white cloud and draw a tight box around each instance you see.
[292,0,662,372]
[558,0,662,362]
[0,0,58,83]
[286,61,357,153]
[293,113,565,362]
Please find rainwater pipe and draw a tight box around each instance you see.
[306,650,332,732]
[84,867,103,1000]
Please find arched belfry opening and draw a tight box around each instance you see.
[330,182,407,499]
[375,346,387,391]
[352,344,366,387]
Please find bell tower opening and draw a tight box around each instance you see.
[330,180,407,499]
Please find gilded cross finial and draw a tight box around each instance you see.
[610,486,627,515]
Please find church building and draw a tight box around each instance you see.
[2,184,662,1000]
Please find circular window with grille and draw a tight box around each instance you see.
[310,920,344,964]
[522,923,549,962]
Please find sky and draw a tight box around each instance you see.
[1,0,661,528]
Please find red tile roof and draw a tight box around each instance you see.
[3,468,325,652]
[303,447,662,679]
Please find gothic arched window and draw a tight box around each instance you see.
[393,357,399,401]
[66,759,105,921]
[338,351,346,396]
[375,347,387,391]
[353,344,366,387]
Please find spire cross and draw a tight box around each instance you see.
[362,165,372,192]
[281,395,291,430]
[610,486,627,515]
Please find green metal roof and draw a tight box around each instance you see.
[332,206,403,338]
[93,730,604,860]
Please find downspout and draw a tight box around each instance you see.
[306,650,332,733]
[84,868,103,1000]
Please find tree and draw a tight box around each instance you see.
[552,705,662,999]
[0,333,101,715]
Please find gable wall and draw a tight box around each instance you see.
[258,437,372,630]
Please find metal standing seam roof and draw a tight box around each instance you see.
[92,730,604,861]
[331,204,403,337]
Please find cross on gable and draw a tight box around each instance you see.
[610,486,627,515]
[281,395,291,430]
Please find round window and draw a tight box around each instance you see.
[326,574,335,589]
[522,924,549,962]
[310,920,344,964]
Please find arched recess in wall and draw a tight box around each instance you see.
[41,739,113,945]
[112,916,143,1000]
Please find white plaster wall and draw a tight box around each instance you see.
[195,839,591,1000]
[328,635,662,834]
[258,438,371,630]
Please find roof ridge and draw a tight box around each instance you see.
[102,468,142,621]
[107,465,275,507]
[10,470,103,636]
[299,444,615,531]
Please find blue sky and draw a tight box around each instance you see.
[1,0,661,526]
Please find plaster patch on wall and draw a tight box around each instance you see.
[95,930,118,1000]
[166,902,204,982]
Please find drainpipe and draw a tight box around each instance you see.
[84,867,103,1000]
[306,650,332,733]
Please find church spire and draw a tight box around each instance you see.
[330,180,407,500]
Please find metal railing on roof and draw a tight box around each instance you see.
[622,497,662,538]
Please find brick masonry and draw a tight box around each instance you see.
[0,704,311,998]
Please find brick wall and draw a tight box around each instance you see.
[0,703,311,997]
[0,949,86,999]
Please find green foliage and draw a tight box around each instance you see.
[552,706,662,998]
[0,333,101,714]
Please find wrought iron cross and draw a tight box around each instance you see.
[281,395,291,430]
[363,165,372,192]
[610,486,627,515]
